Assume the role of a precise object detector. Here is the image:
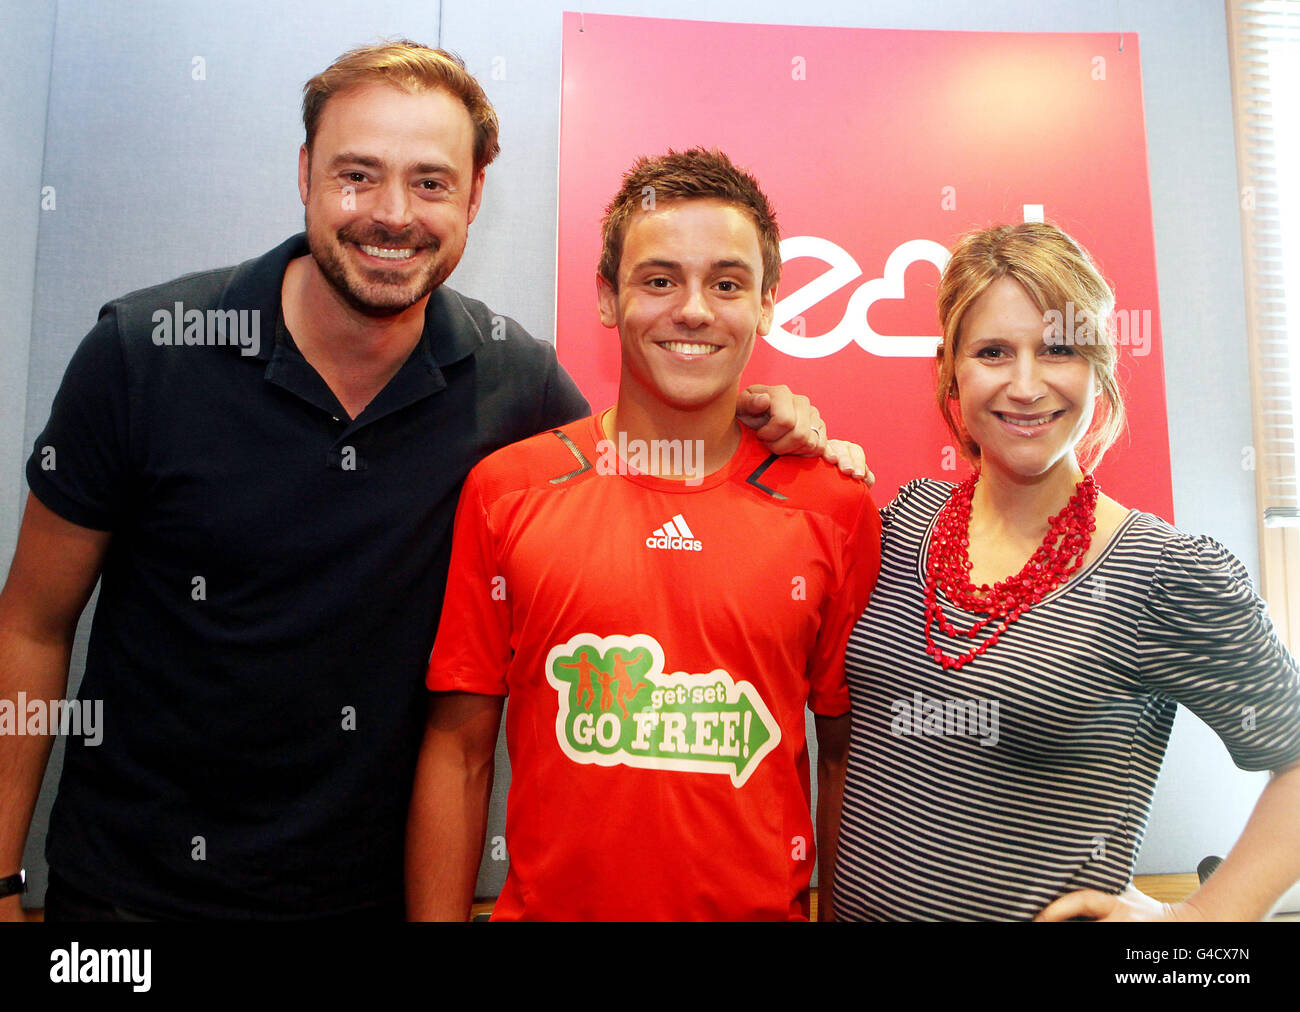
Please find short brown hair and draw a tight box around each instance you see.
[935,222,1127,471]
[598,148,781,292]
[302,40,501,173]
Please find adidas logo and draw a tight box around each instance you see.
[645,513,702,552]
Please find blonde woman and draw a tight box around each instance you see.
[830,223,1300,922]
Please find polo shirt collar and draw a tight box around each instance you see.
[219,234,306,362]
[422,285,488,368]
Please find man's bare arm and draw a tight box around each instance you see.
[405,690,505,921]
[814,712,851,922]
[0,494,111,921]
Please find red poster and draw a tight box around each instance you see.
[556,13,1172,518]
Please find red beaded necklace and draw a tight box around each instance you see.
[923,472,1098,670]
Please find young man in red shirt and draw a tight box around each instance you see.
[406,149,881,921]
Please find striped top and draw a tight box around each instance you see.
[835,478,1300,921]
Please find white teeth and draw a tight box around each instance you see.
[661,342,719,355]
[360,244,414,260]
[999,413,1054,427]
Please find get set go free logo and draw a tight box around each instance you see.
[545,633,781,788]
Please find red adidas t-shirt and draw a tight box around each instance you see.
[428,412,881,920]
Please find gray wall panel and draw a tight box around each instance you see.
[0,1,56,562]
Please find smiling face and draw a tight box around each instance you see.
[954,275,1097,482]
[596,199,775,415]
[298,83,484,318]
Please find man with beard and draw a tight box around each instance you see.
[0,41,846,921]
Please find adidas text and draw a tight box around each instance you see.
[646,514,702,551]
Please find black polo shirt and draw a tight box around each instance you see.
[26,234,589,918]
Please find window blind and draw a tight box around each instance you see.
[1229,0,1300,647]
[1230,0,1300,524]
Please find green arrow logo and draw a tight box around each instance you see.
[545,633,781,788]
